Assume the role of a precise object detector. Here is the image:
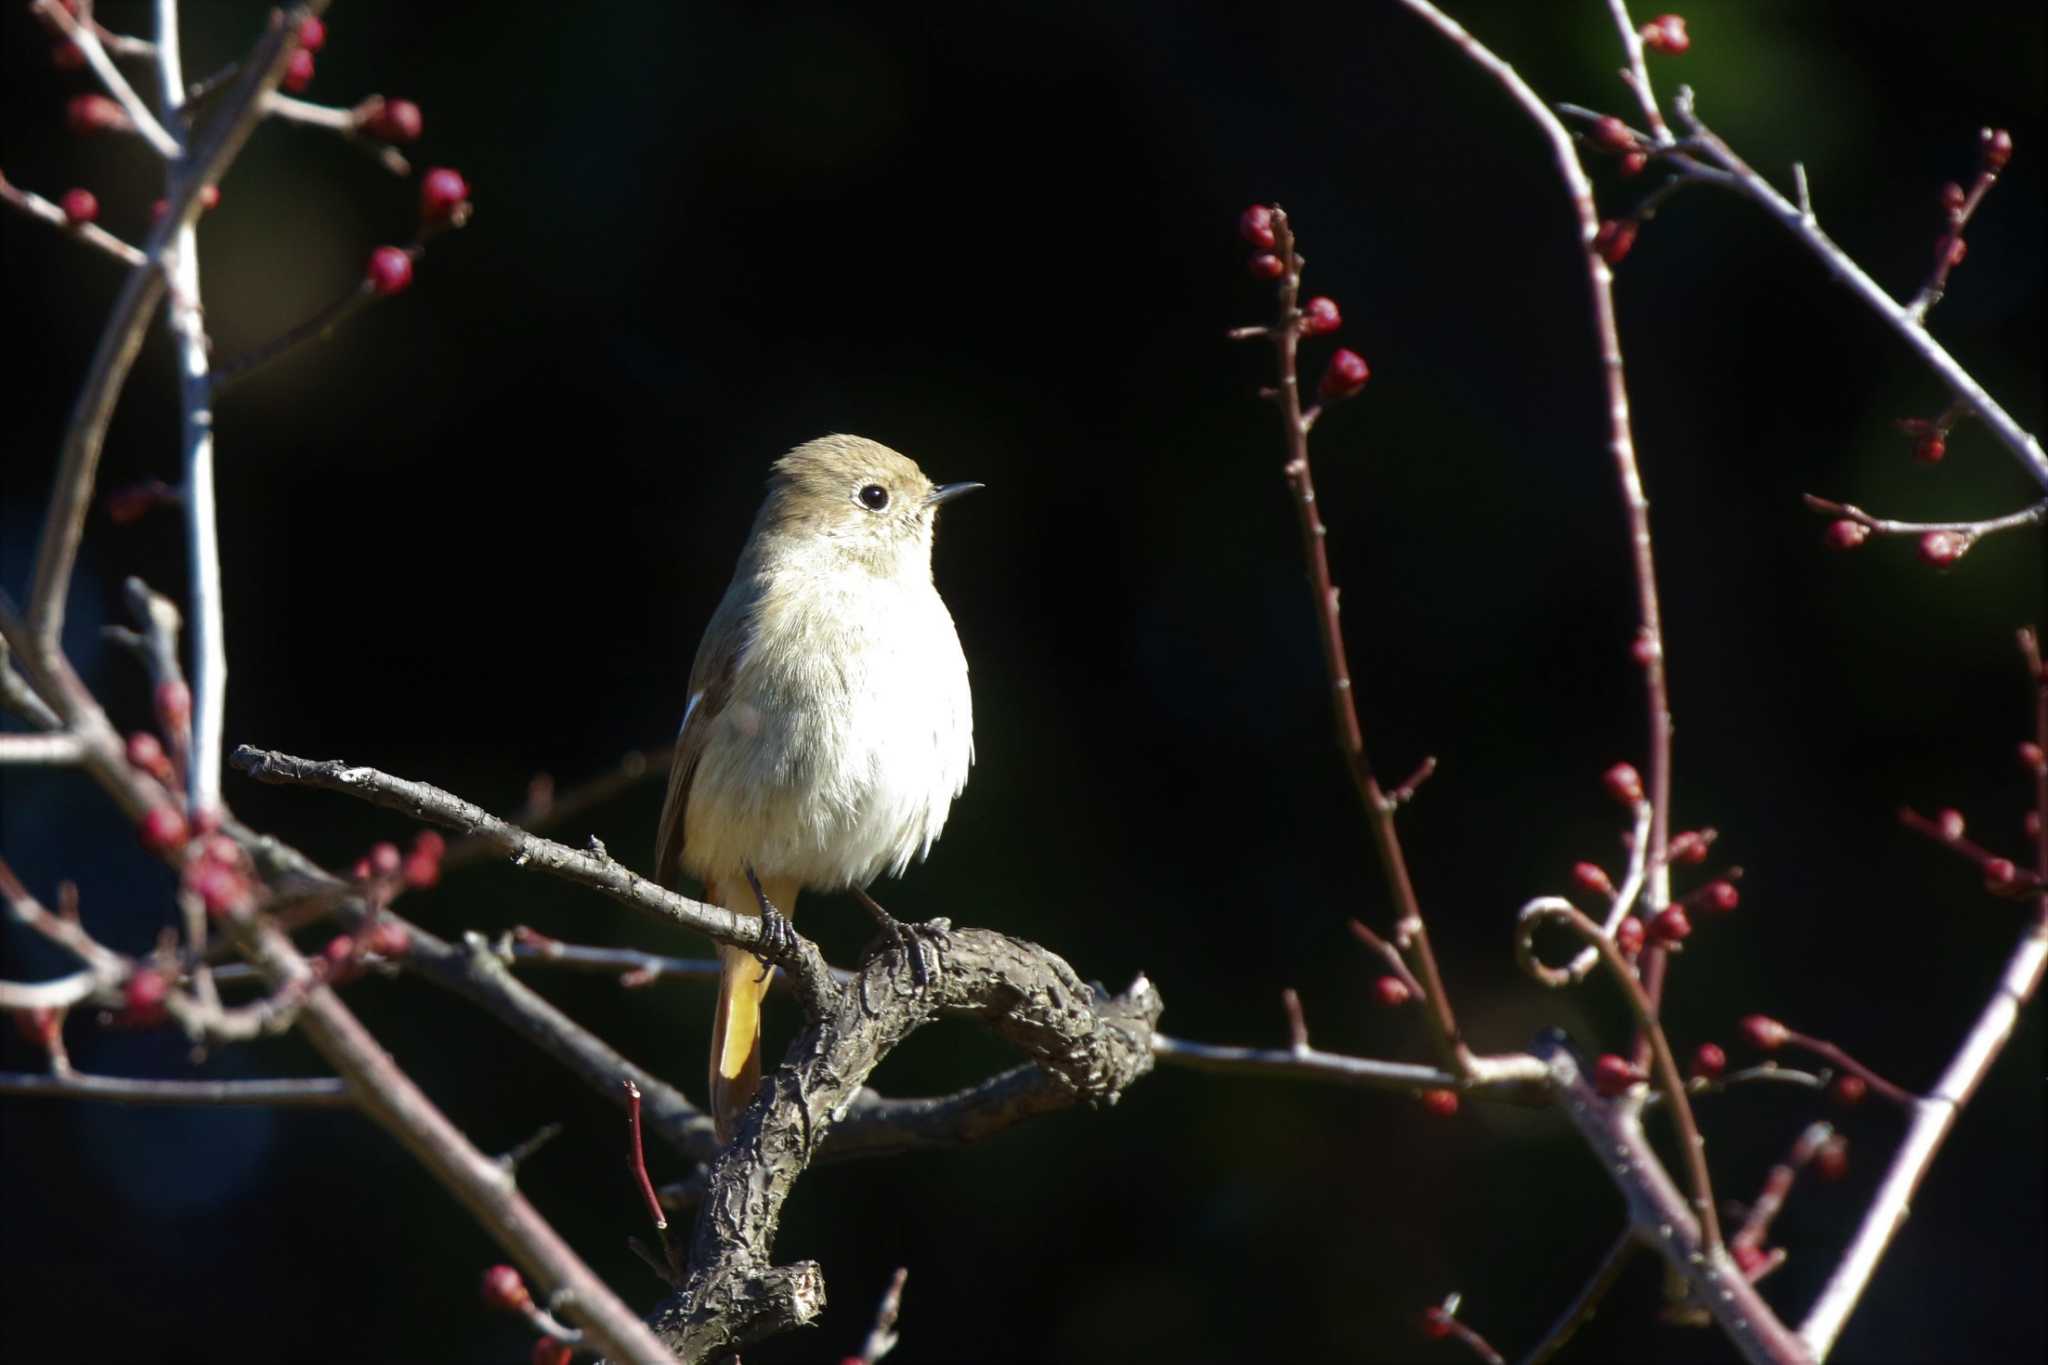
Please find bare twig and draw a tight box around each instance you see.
[28,6,322,656]
[34,0,181,156]
[1394,0,1677,928]
[850,1267,909,1365]
[441,744,675,874]
[1661,89,2048,491]
[1733,1121,1835,1256]
[1601,0,1671,145]
[1538,1040,1810,1365]
[1148,1033,1547,1097]
[1905,132,2009,323]
[624,1080,668,1232]
[0,1070,350,1106]
[1516,898,1720,1251]
[1520,1231,1636,1365]
[1797,632,2048,1361]
[1244,208,1472,1075]
[229,745,841,1017]
[0,733,85,765]
[1802,494,2046,554]
[0,173,150,266]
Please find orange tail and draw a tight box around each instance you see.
[707,876,797,1143]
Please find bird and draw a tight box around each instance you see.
[655,434,980,1142]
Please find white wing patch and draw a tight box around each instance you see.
[677,690,704,738]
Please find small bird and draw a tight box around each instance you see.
[655,434,980,1142]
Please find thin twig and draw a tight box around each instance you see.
[1733,1121,1835,1254]
[0,1070,351,1106]
[1802,493,2046,550]
[1538,1040,1810,1364]
[441,744,676,874]
[1602,0,1671,145]
[1664,88,2048,491]
[1520,1231,1636,1365]
[850,1267,909,1364]
[1516,897,1720,1251]
[0,733,85,765]
[35,0,182,156]
[1797,632,2048,1361]
[1148,1034,1547,1098]
[1248,208,1471,1075]
[1395,0,1677,929]
[624,1080,668,1232]
[0,174,151,266]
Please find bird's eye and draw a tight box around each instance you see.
[857,484,890,511]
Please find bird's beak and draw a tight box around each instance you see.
[924,481,985,508]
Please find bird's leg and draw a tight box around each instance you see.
[853,886,940,988]
[742,864,797,981]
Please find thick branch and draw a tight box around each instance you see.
[1536,1038,1810,1365]
[0,1070,350,1107]
[652,936,1162,1358]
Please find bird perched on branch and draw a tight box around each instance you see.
[655,434,980,1142]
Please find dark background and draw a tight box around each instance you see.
[2,3,2041,1362]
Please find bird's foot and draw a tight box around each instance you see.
[854,887,945,989]
[744,865,797,981]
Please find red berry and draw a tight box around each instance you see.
[1830,1074,1868,1107]
[1593,219,1637,265]
[150,197,169,223]
[1640,14,1691,54]
[1247,252,1284,280]
[1698,880,1739,914]
[1691,1042,1726,1079]
[363,98,423,143]
[322,935,357,972]
[1739,1014,1788,1051]
[1939,181,1967,215]
[1238,205,1276,249]
[369,842,402,877]
[1939,235,1968,269]
[126,731,172,780]
[1668,829,1711,864]
[1589,116,1635,154]
[66,94,129,134]
[531,1341,573,1365]
[1982,857,2017,891]
[186,862,247,918]
[51,40,86,71]
[1917,530,1966,567]
[1630,632,1657,666]
[1814,1136,1849,1182]
[1420,1306,1454,1340]
[402,851,441,890]
[296,16,327,52]
[1910,431,1946,464]
[1620,151,1649,177]
[1299,296,1341,336]
[363,919,412,958]
[1602,762,1644,805]
[1318,349,1370,402]
[414,830,448,859]
[281,49,315,94]
[1571,861,1616,898]
[481,1265,532,1313]
[58,188,98,226]
[1649,906,1692,944]
[139,806,189,855]
[124,967,168,1015]
[156,679,192,733]
[198,184,221,212]
[1934,808,1966,841]
[2017,741,2046,775]
[1372,975,1412,1008]
[1733,1243,1768,1276]
[420,167,470,222]
[1592,1053,1639,1096]
[366,246,414,296]
[351,857,373,881]
[1980,128,2013,172]
[1419,1088,1459,1117]
[1613,916,1645,957]
[1823,519,1869,551]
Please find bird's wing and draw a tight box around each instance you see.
[653,632,742,889]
